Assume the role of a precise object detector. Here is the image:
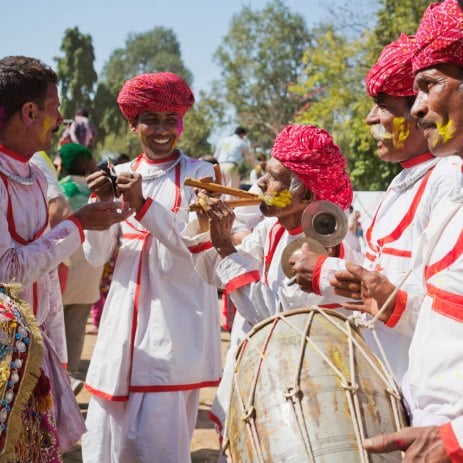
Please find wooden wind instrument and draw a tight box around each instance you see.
[184,177,263,212]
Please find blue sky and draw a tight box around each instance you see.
[2,0,377,95]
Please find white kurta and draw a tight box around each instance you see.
[182,217,333,439]
[0,147,83,362]
[83,151,222,399]
[313,154,463,381]
[385,192,463,457]
[0,146,86,449]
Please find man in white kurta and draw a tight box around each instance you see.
[183,124,353,458]
[0,55,131,458]
[81,72,221,463]
[323,2,463,460]
[290,34,463,384]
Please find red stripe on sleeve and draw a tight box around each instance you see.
[225,270,260,293]
[312,255,328,295]
[385,289,408,327]
[440,422,463,462]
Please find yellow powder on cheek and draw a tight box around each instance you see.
[391,117,410,149]
[434,120,455,146]
[262,190,293,207]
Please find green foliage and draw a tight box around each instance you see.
[55,27,98,119]
[214,0,311,151]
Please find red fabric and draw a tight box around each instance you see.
[413,0,463,73]
[365,33,417,97]
[117,72,194,120]
[271,125,352,210]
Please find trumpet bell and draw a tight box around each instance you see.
[301,200,347,248]
[280,237,328,278]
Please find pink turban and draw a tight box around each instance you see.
[271,125,353,210]
[413,0,463,73]
[365,33,417,97]
[117,72,194,120]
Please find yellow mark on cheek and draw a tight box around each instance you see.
[391,117,410,149]
[41,116,54,135]
[434,120,455,146]
[262,190,293,207]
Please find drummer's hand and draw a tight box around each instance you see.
[330,262,397,322]
[202,199,236,258]
[288,243,322,293]
[364,426,450,462]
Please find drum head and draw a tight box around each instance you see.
[301,200,347,247]
[280,237,328,278]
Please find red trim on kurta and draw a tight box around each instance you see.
[365,167,434,260]
[287,225,303,236]
[427,284,463,322]
[84,383,129,402]
[440,422,463,462]
[312,255,328,295]
[0,174,48,244]
[188,242,214,253]
[32,282,38,316]
[399,152,434,168]
[264,223,285,285]
[135,197,153,221]
[380,248,411,258]
[385,289,408,327]
[425,228,463,281]
[225,271,260,293]
[0,144,30,162]
[67,216,85,242]
[319,303,341,309]
[171,163,182,212]
[208,411,224,444]
[130,379,220,393]
[338,243,345,259]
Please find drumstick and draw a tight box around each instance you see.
[189,197,262,212]
[183,177,259,199]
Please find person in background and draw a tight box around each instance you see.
[0,55,132,460]
[59,107,98,148]
[81,71,221,463]
[249,153,267,184]
[214,126,256,195]
[58,143,104,396]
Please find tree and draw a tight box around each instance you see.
[95,27,193,157]
[55,27,98,119]
[214,0,312,151]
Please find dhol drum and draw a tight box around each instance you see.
[227,307,407,463]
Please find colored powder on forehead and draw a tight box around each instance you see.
[262,190,293,207]
[391,117,410,149]
[435,120,456,146]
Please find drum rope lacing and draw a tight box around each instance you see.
[232,307,405,462]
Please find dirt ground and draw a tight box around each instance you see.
[63,298,229,463]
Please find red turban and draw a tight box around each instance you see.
[117,72,194,120]
[365,33,417,97]
[413,0,463,73]
[271,125,353,210]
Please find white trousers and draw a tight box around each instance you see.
[82,390,200,463]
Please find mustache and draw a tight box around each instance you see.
[416,118,435,131]
[370,124,393,142]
